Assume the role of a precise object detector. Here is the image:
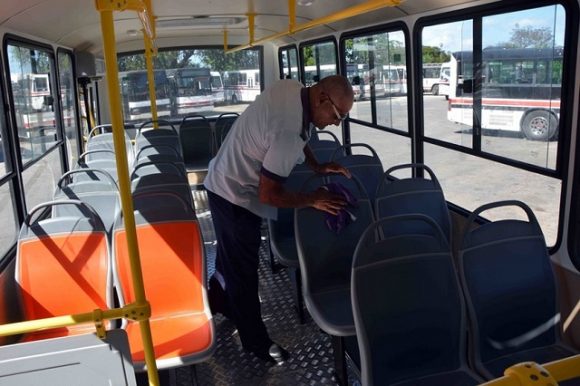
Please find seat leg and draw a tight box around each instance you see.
[331,335,348,386]
[289,267,305,324]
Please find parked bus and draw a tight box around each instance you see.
[210,71,225,104]
[0,1,578,386]
[446,47,563,140]
[422,63,445,94]
[167,68,214,116]
[119,70,172,122]
[223,69,261,103]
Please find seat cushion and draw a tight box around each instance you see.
[307,287,354,336]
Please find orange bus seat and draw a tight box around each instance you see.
[16,200,112,342]
[113,193,214,370]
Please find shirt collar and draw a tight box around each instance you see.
[300,87,312,141]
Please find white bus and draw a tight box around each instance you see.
[223,69,261,104]
[422,63,444,94]
[119,70,172,122]
[446,47,562,140]
[210,71,225,104]
[167,68,214,116]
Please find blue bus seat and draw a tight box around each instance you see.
[131,173,195,210]
[179,114,213,171]
[352,214,483,386]
[130,160,187,180]
[112,192,215,370]
[86,126,134,167]
[295,174,373,336]
[458,200,578,380]
[375,163,452,243]
[214,112,239,152]
[134,144,183,162]
[135,120,182,159]
[309,130,345,163]
[16,200,112,342]
[330,143,384,202]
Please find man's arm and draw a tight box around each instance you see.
[258,172,346,215]
[303,144,352,178]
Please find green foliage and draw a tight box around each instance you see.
[117,48,260,72]
[422,46,451,64]
[498,24,554,48]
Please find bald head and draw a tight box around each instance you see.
[318,75,354,103]
[308,75,354,129]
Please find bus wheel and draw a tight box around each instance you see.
[521,110,558,141]
[432,84,439,95]
[231,94,238,104]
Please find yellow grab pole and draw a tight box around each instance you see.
[247,13,255,45]
[98,9,159,386]
[226,0,402,53]
[288,0,296,32]
[223,29,228,51]
[144,35,159,126]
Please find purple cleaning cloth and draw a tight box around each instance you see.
[320,182,358,234]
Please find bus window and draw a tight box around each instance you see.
[343,29,408,133]
[117,47,262,119]
[300,40,338,87]
[279,46,300,80]
[57,50,80,167]
[421,4,567,245]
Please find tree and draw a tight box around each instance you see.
[499,24,554,48]
[422,46,450,64]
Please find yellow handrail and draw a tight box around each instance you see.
[479,355,580,385]
[225,0,403,53]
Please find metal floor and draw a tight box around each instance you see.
[163,190,361,386]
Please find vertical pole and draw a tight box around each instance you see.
[99,10,159,386]
[144,36,159,127]
[248,13,255,45]
[288,0,296,32]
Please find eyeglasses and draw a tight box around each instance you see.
[326,94,348,122]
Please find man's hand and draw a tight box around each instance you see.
[311,189,347,215]
[316,162,352,178]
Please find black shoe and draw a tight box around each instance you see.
[250,343,289,365]
[208,276,232,319]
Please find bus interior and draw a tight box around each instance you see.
[0,0,579,385]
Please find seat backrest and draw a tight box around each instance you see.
[179,114,213,169]
[16,200,111,340]
[458,200,559,366]
[86,129,134,167]
[131,173,194,210]
[74,160,119,183]
[295,174,374,295]
[309,130,345,163]
[375,163,451,242]
[130,160,187,180]
[214,112,239,151]
[268,164,315,266]
[331,143,384,201]
[135,120,182,158]
[113,192,213,367]
[352,214,466,386]
[54,171,121,235]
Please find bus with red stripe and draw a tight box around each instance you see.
[446,47,563,140]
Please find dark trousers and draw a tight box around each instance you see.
[206,189,272,352]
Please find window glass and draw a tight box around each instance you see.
[22,148,62,212]
[280,47,300,80]
[117,48,261,124]
[301,41,337,86]
[422,20,473,148]
[480,5,564,168]
[344,30,408,132]
[425,143,560,245]
[349,122,412,177]
[58,51,80,166]
[8,45,59,165]
[0,183,18,259]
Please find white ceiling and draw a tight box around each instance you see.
[0,0,469,54]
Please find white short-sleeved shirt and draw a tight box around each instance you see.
[204,80,310,219]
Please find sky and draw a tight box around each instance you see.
[422,5,566,53]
